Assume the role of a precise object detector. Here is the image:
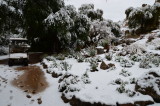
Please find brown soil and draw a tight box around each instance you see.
[12,66,48,94]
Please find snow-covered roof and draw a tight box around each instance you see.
[10,38,27,40]
[9,53,28,59]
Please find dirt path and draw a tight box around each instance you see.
[12,66,48,94]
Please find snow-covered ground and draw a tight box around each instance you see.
[0,30,160,105]
[0,62,69,106]
[65,0,155,22]
[42,29,160,105]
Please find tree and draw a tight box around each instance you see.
[125,3,160,34]
[78,4,103,21]
[23,0,64,52]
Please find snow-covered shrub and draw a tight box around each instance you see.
[0,46,8,55]
[94,56,103,62]
[116,82,136,97]
[58,74,81,93]
[60,61,72,71]
[90,20,121,44]
[125,3,160,33]
[105,52,113,61]
[86,46,97,57]
[129,78,137,84]
[122,43,146,55]
[129,54,142,62]
[58,72,91,99]
[116,83,126,93]
[98,39,110,47]
[111,78,128,85]
[45,4,91,50]
[120,58,134,68]
[45,5,76,48]
[81,71,91,84]
[78,4,103,20]
[139,53,160,69]
[56,54,65,60]
[139,57,152,69]
[115,56,135,67]
[115,56,124,62]
[119,69,131,77]
[147,35,155,42]
[89,58,98,71]
[125,89,136,97]
[44,56,58,68]
[76,52,85,63]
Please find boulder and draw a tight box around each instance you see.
[100,61,115,70]
[96,46,104,54]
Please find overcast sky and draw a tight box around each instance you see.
[65,0,155,22]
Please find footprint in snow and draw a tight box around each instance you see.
[10,96,13,100]
[10,90,13,93]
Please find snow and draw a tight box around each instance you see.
[10,38,27,41]
[0,64,70,106]
[65,0,155,22]
[10,53,28,59]
[1,29,160,105]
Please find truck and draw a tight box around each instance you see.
[8,38,30,66]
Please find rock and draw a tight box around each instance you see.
[37,98,42,104]
[100,61,108,70]
[135,71,160,103]
[104,44,110,52]
[96,46,104,54]
[32,90,36,94]
[100,61,115,70]
[26,95,31,98]
[42,63,47,69]
[52,72,62,78]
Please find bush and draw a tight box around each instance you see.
[81,71,91,84]
[116,83,126,93]
[129,54,142,62]
[120,58,134,68]
[119,69,131,77]
[60,61,72,71]
[89,59,98,72]
[56,54,65,60]
[129,78,137,84]
[111,78,128,85]
[0,46,8,55]
[86,46,97,57]
[76,52,85,62]
[105,52,113,61]
[139,53,160,68]
[125,3,160,34]
[147,35,155,42]
[125,89,136,97]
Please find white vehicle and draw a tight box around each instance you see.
[8,38,30,66]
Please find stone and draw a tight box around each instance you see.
[100,61,108,70]
[96,46,104,54]
[26,95,31,98]
[100,61,115,70]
